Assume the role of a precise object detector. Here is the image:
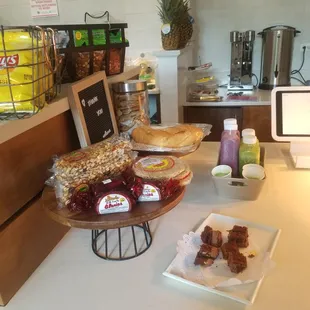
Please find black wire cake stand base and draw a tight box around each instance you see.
[91,222,152,261]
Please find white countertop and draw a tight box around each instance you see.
[184,88,271,107]
[6,142,310,310]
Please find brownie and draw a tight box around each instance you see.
[201,226,223,247]
[221,242,239,260]
[228,231,249,248]
[227,252,247,273]
[230,225,249,237]
[194,253,214,267]
[199,244,220,260]
[200,225,212,243]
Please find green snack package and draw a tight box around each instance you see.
[73,30,89,47]
[92,29,106,45]
[110,29,122,43]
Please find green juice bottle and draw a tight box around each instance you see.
[239,135,260,175]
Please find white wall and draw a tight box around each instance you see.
[0,0,162,59]
[1,0,309,83]
[196,0,310,84]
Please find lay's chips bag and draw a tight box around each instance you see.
[0,30,54,114]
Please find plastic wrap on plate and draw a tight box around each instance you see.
[46,137,134,208]
[131,123,212,154]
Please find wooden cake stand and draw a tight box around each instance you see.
[42,187,185,261]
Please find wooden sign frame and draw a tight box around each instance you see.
[68,71,118,148]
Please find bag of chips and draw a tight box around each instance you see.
[0,29,54,113]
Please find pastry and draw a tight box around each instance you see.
[194,254,214,267]
[227,225,249,248]
[133,156,188,180]
[227,252,247,273]
[221,242,239,260]
[229,225,249,236]
[198,244,220,259]
[228,232,249,248]
[201,226,223,247]
[132,124,203,148]
[174,163,193,186]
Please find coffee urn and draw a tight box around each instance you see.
[258,25,300,90]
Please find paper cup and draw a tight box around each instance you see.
[211,165,232,178]
[242,164,265,180]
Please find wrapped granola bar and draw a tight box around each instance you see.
[48,137,134,208]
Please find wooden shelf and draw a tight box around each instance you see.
[0,67,140,145]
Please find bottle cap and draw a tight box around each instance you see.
[224,118,237,126]
[224,124,238,131]
[242,128,256,137]
[243,135,257,144]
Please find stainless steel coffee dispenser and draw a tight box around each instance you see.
[258,25,300,90]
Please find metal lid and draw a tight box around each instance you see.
[261,25,297,32]
[230,31,240,43]
[112,80,147,93]
[258,25,300,37]
[245,30,255,42]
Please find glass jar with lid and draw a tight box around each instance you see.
[112,80,150,134]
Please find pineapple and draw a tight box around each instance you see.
[178,15,193,49]
[157,0,193,50]
[178,1,193,48]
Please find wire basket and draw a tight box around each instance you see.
[0,25,60,121]
[44,12,129,84]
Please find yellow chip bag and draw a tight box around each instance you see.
[0,30,54,113]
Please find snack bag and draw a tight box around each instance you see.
[47,137,135,208]
[0,30,53,113]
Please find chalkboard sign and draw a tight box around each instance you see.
[68,72,118,148]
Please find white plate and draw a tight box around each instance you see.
[163,213,281,305]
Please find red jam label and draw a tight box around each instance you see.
[137,157,175,172]
[138,184,161,202]
[98,193,130,214]
[63,151,86,162]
